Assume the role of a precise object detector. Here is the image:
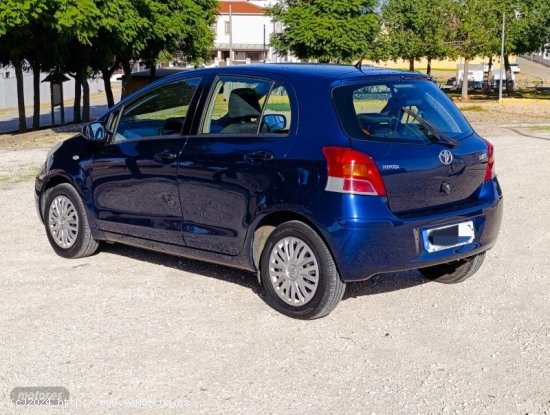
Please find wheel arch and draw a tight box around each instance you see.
[249,210,341,284]
[39,174,75,220]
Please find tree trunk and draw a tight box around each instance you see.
[121,60,133,99]
[59,82,65,126]
[409,58,414,71]
[31,61,40,129]
[461,59,469,100]
[101,68,115,108]
[426,57,432,76]
[487,56,493,93]
[13,59,26,133]
[73,72,82,124]
[81,67,90,122]
[148,63,156,78]
[503,54,513,93]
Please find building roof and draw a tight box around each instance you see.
[218,1,265,15]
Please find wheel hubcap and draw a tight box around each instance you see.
[268,237,319,306]
[48,195,79,249]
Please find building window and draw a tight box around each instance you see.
[247,52,261,62]
[224,21,230,35]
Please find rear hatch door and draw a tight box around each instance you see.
[333,77,490,215]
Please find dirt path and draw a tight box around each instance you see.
[0,126,549,414]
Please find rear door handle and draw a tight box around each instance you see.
[244,151,274,163]
[154,150,178,163]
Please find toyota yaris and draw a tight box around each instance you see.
[35,64,503,319]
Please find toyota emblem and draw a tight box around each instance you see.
[439,150,453,165]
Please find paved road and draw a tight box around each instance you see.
[516,56,550,82]
[0,86,121,134]
[0,124,549,414]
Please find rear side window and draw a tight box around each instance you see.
[333,80,473,144]
[201,76,292,136]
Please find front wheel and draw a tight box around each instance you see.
[260,221,346,319]
[44,183,99,259]
[419,252,486,284]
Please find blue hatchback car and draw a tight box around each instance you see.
[35,64,503,319]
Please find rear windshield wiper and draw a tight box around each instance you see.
[401,107,460,147]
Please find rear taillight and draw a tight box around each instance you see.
[483,139,495,181]
[322,146,386,196]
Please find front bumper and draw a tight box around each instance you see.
[34,164,47,223]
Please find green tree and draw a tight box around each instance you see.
[0,0,50,132]
[268,0,380,63]
[0,0,99,130]
[447,0,500,99]
[381,0,455,74]
[497,0,550,92]
[106,0,218,98]
[55,0,101,123]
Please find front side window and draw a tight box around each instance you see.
[202,76,292,136]
[113,77,201,143]
[333,80,473,144]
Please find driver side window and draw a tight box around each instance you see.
[113,77,201,143]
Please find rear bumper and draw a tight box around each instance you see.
[311,179,503,282]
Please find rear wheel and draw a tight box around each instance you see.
[44,184,99,259]
[419,252,485,284]
[260,221,346,319]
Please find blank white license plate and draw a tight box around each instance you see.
[422,221,475,253]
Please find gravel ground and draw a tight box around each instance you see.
[0,123,549,415]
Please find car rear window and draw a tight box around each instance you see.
[332,80,473,144]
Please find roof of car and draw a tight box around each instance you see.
[201,63,420,80]
[121,63,428,106]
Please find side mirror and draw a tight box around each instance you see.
[83,122,107,143]
[261,114,287,133]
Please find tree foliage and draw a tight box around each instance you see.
[268,0,380,63]
[380,0,455,72]
[0,0,218,131]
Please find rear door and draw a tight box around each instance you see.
[177,75,296,255]
[333,79,489,215]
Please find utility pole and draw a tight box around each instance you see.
[499,12,505,104]
[263,25,267,63]
[229,5,233,65]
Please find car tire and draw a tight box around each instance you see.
[419,252,486,284]
[260,221,346,319]
[44,183,99,259]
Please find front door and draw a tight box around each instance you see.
[89,77,202,245]
[178,75,296,255]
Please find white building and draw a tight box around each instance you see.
[211,0,297,65]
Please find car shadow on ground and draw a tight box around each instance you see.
[101,243,428,302]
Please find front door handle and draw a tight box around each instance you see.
[154,150,178,163]
[244,151,274,163]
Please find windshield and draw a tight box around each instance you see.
[332,80,473,144]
